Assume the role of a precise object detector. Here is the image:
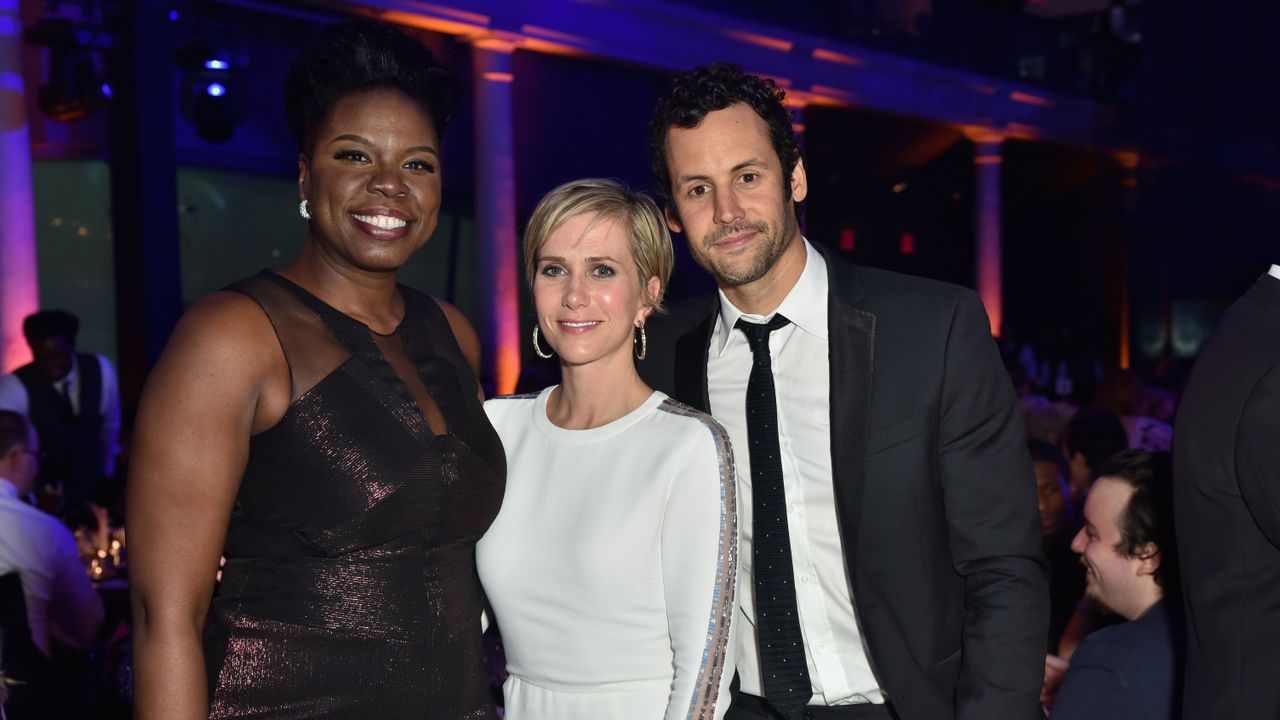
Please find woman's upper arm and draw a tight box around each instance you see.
[128,292,278,620]
[661,424,739,720]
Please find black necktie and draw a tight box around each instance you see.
[737,315,811,719]
[54,378,75,417]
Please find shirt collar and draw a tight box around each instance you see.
[0,477,17,500]
[1269,264,1280,280]
[712,237,829,356]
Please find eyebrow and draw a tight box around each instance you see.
[328,134,439,157]
[677,158,768,185]
[538,255,622,264]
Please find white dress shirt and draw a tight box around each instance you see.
[1269,264,1280,280]
[0,353,122,476]
[708,238,883,705]
[0,478,104,655]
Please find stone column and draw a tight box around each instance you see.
[471,37,520,395]
[969,131,1004,338]
[0,0,39,371]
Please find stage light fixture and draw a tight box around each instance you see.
[175,40,246,143]
[24,15,113,122]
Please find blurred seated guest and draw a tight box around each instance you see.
[128,22,503,719]
[1024,402,1072,447]
[0,310,121,512]
[1142,386,1176,426]
[1049,451,1183,720]
[0,410,104,657]
[1028,440,1084,653]
[1095,369,1172,452]
[477,179,737,719]
[1060,406,1129,501]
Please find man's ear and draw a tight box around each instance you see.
[664,205,683,234]
[1134,542,1162,577]
[790,155,809,204]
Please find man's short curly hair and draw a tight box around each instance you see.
[284,21,461,156]
[647,62,801,219]
[1096,450,1179,591]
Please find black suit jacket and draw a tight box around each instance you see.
[639,245,1047,720]
[1174,272,1280,720]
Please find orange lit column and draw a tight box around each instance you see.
[471,38,520,395]
[0,0,39,371]
[971,133,1004,338]
[1116,151,1139,370]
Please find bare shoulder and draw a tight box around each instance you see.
[163,291,278,371]
[434,298,482,377]
[141,290,287,426]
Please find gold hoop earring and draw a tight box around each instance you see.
[532,325,555,359]
[634,324,647,361]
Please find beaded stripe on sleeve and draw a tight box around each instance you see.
[658,399,739,720]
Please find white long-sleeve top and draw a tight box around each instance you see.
[0,478,104,655]
[477,388,738,720]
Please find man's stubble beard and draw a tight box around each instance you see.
[695,206,800,289]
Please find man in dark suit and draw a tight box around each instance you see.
[639,63,1047,720]
[1173,265,1280,719]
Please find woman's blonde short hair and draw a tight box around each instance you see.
[523,178,673,312]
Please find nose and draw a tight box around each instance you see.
[712,188,744,225]
[562,272,588,309]
[367,163,407,197]
[1069,527,1086,554]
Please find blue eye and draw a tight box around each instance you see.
[592,265,616,278]
[540,264,566,277]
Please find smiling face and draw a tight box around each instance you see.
[663,103,807,296]
[532,212,659,371]
[1071,477,1155,619]
[298,88,442,274]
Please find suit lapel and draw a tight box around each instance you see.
[674,303,717,413]
[820,245,876,573]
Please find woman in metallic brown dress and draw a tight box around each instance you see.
[128,22,504,719]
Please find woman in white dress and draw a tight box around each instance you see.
[477,179,738,720]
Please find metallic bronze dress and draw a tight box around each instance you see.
[204,272,505,719]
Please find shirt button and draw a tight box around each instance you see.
[787,503,796,514]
